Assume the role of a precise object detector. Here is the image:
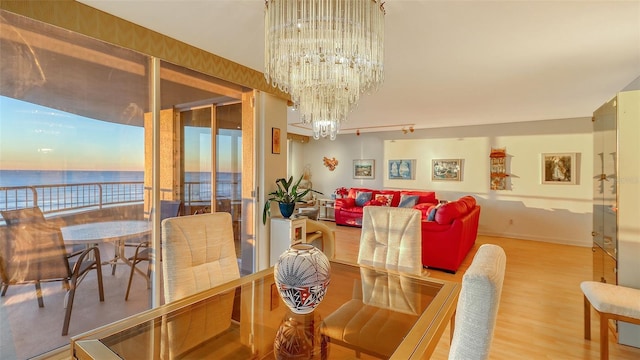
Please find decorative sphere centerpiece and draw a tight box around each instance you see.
[274,243,330,314]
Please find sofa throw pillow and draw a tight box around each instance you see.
[374,194,394,207]
[355,191,372,206]
[398,194,419,208]
[427,203,444,221]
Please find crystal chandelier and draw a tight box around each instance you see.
[264,0,385,140]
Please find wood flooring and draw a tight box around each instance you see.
[3,223,640,359]
[331,223,640,359]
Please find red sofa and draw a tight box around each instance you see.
[421,195,481,273]
[334,188,438,227]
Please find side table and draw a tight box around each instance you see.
[270,217,306,266]
[318,198,336,221]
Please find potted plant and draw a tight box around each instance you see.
[263,175,322,224]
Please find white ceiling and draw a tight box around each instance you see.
[79,0,640,136]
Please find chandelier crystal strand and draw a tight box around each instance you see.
[265,0,385,140]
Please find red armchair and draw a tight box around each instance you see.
[421,196,481,273]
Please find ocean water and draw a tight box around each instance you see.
[0,170,144,187]
[0,170,238,212]
[0,170,235,187]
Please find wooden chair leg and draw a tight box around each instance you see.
[584,295,591,340]
[599,313,609,360]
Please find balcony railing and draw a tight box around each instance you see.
[0,180,239,215]
[0,182,144,214]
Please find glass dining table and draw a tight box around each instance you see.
[71,261,460,359]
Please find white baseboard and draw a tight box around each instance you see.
[478,231,592,248]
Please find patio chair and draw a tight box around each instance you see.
[0,207,104,336]
[124,200,182,300]
[358,206,423,275]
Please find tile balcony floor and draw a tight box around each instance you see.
[1,242,151,360]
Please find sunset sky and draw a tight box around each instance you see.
[0,96,232,172]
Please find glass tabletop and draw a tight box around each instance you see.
[72,261,459,360]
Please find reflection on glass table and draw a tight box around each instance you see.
[71,261,460,359]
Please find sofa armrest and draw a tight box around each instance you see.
[335,197,355,210]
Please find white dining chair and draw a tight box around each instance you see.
[358,206,423,275]
[161,212,240,358]
[449,243,506,360]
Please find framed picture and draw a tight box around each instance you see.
[272,127,281,154]
[353,159,375,179]
[432,159,462,181]
[541,153,576,184]
[388,159,415,180]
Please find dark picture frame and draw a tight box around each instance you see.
[272,127,281,154]
[541,153,576,184]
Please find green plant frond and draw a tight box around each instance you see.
[262,174,323,224]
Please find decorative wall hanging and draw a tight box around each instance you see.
[353,159,375,179]
[542,153,577,184]
[323,157,338,171]
[272,127,281,154]
[432,159,462,181]
[388,159,415,180]
[490,148,508,190]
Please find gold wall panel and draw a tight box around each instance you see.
[0,0,288,100]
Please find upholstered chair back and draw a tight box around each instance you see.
[161,212,239,302]
[161,212,240,358]
[358,206,422,275]
[449,244,506,360]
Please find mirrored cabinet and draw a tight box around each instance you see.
[592,87,640,347]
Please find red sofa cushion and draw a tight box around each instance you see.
[413,203,435,218]
[435,200,468,225]
[400,191,437,205]
[458,195,476,211]
[335,197,355,208]
[376,190,400,207]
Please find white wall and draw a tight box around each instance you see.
[256,91,289,271]
[293,117,593,247]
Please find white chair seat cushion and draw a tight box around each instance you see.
[581,281,640,319]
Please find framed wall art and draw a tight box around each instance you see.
[272,127,281,154]
[541,153,576,184]
[353,159,375,179]
[388,159,415,180]
[432,159,462,181]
